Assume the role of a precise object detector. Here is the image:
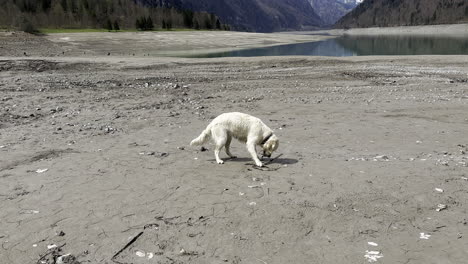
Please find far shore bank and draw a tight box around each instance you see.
[292,23,468,37]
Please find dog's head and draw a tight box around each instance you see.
[262,134,279,158]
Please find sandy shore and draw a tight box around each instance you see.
[43,31,333,57]
[296,23,468,36]
[1,30,468,264]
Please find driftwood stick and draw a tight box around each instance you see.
[111,231,144,264]
[264,153,283,165]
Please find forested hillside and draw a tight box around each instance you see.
[137,0,324,32]
[0,0,228,32]
[335,0,468,28]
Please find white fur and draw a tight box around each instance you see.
[190,112,279,167]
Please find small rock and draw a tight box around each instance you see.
[178,146,185,150]
[434,188,444,193]
[436,204,447,212]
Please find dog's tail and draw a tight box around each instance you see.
[190,128,211,146]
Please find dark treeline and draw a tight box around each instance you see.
[0,0,230,32]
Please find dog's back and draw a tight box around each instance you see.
[210,112,264,140]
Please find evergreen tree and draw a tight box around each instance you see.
[146,16,154,30]
[183,10,193,28]
[61,0,67,12]
[41,0,52,12]
[136,17,142,30]
[166,19,172,30]
[204,17,213,29]
[105,18,113,31]
[113,20,120,30]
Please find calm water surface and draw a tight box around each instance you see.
[188,35,468,58]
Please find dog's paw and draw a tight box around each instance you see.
[217,160,224,164]
[255,161,264,167]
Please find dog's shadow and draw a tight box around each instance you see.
[221,156,298,165]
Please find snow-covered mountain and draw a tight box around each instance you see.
[308,0,361,26]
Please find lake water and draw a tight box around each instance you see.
[189,35,468,58]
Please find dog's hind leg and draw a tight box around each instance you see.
[246,140,263,167]
[212,126,227,164]
[225,134,237,158]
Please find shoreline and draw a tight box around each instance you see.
[288,23,468,37]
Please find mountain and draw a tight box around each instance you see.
[335,0,468,28]
[138,0,324,32]
[308,0,361,26]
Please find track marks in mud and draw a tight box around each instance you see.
[0,148,78,172]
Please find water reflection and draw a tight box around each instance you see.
[186,35,468,57]
[337,35,468,56]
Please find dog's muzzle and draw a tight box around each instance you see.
[262,152,271,158]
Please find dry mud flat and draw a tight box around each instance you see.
[1,35,468,263]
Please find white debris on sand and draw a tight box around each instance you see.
[364,250,383,262]
[47,244,57,249]
[420,233,431,239]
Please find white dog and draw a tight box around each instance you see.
[190,112,279,167]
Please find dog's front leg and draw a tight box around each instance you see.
[247,141,263,167]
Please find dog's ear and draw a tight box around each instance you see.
[272,140,279,151]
